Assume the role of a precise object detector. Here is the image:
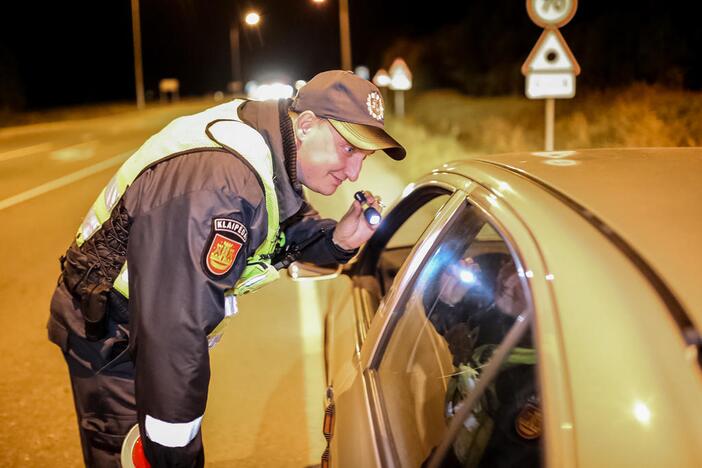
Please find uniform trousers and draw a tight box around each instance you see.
[63,321,137,467]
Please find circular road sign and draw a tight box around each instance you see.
[527,0,577,28]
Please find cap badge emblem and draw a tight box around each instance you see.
[366,91,384,121]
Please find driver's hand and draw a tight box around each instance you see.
[332,191,381,250]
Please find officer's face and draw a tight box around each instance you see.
[297,119,374,195]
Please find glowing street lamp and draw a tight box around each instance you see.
[244,11,261,26]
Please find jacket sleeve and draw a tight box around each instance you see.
[282,201,358,266]
[127,187,266,467]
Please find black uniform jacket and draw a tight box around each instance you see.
[48,98,355,466]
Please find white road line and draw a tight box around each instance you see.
[0,149,133,211]
[297,281,326,464]
[50,139,98,162]
[0,142,54,162]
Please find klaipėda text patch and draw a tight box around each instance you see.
[202,218,248,278]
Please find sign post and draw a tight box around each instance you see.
[388,58,412,118]
[522,0,579,151]
[545,97,555,151]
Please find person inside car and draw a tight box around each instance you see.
[421,249,540,467]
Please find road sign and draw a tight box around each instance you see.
[527,0,577,28]
[522,29,580,99]
[354,65,370,80]
[524,0,579,152]
[388,58,412,91]
[372,68,391,88]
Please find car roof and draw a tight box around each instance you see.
[444,147,702,329]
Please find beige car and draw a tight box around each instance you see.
[295,148,702,467]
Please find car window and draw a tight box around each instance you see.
[376,194,451,296]
[375,204,542,468]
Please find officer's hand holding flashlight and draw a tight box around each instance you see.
[333,190,382,250]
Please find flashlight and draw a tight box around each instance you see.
[354,191,382,226]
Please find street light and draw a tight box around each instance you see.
[230,10,261,94]
[312,0,352,71]
[245,12,261,26]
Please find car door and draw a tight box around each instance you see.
[321,182,461,467]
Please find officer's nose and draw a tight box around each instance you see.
[345,153,364,182]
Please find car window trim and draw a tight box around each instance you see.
[465,182,577,466]
[362,367,395,467]
[359,190,470,467]
[351,288,374,354]
[364,189,470,368]
[352,183,458,347]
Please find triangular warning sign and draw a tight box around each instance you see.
[388,57,412,90]
[521,28,580,75]
[388,58,412,80]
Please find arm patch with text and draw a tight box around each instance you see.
[202,217,249,279]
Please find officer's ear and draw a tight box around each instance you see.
[295,110,317,141]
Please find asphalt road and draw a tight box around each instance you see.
[0,100,406,467]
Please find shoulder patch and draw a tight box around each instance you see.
[202,217,248,278]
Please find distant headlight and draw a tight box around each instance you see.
[248,82,294,101]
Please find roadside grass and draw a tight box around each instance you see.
[391,83,702,179]
[384,118,476,181]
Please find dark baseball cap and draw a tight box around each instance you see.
[291,70,406,160]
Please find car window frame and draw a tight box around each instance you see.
[361,183,547,467]
[351,170,578,467]
[356,188,469,466]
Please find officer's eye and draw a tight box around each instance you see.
[344,145,355,154]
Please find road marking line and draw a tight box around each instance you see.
[0,142,54,162]
[0,149,133,211]
[297,281,326,464]
[50,139,98,162]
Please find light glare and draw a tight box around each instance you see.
[459,270,476,284]
[245,12,260,25]
[248,82,294,101]
[633,401,651,425]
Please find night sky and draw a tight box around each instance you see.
[2,0,701,110]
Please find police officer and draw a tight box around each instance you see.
[47,70,405,467]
